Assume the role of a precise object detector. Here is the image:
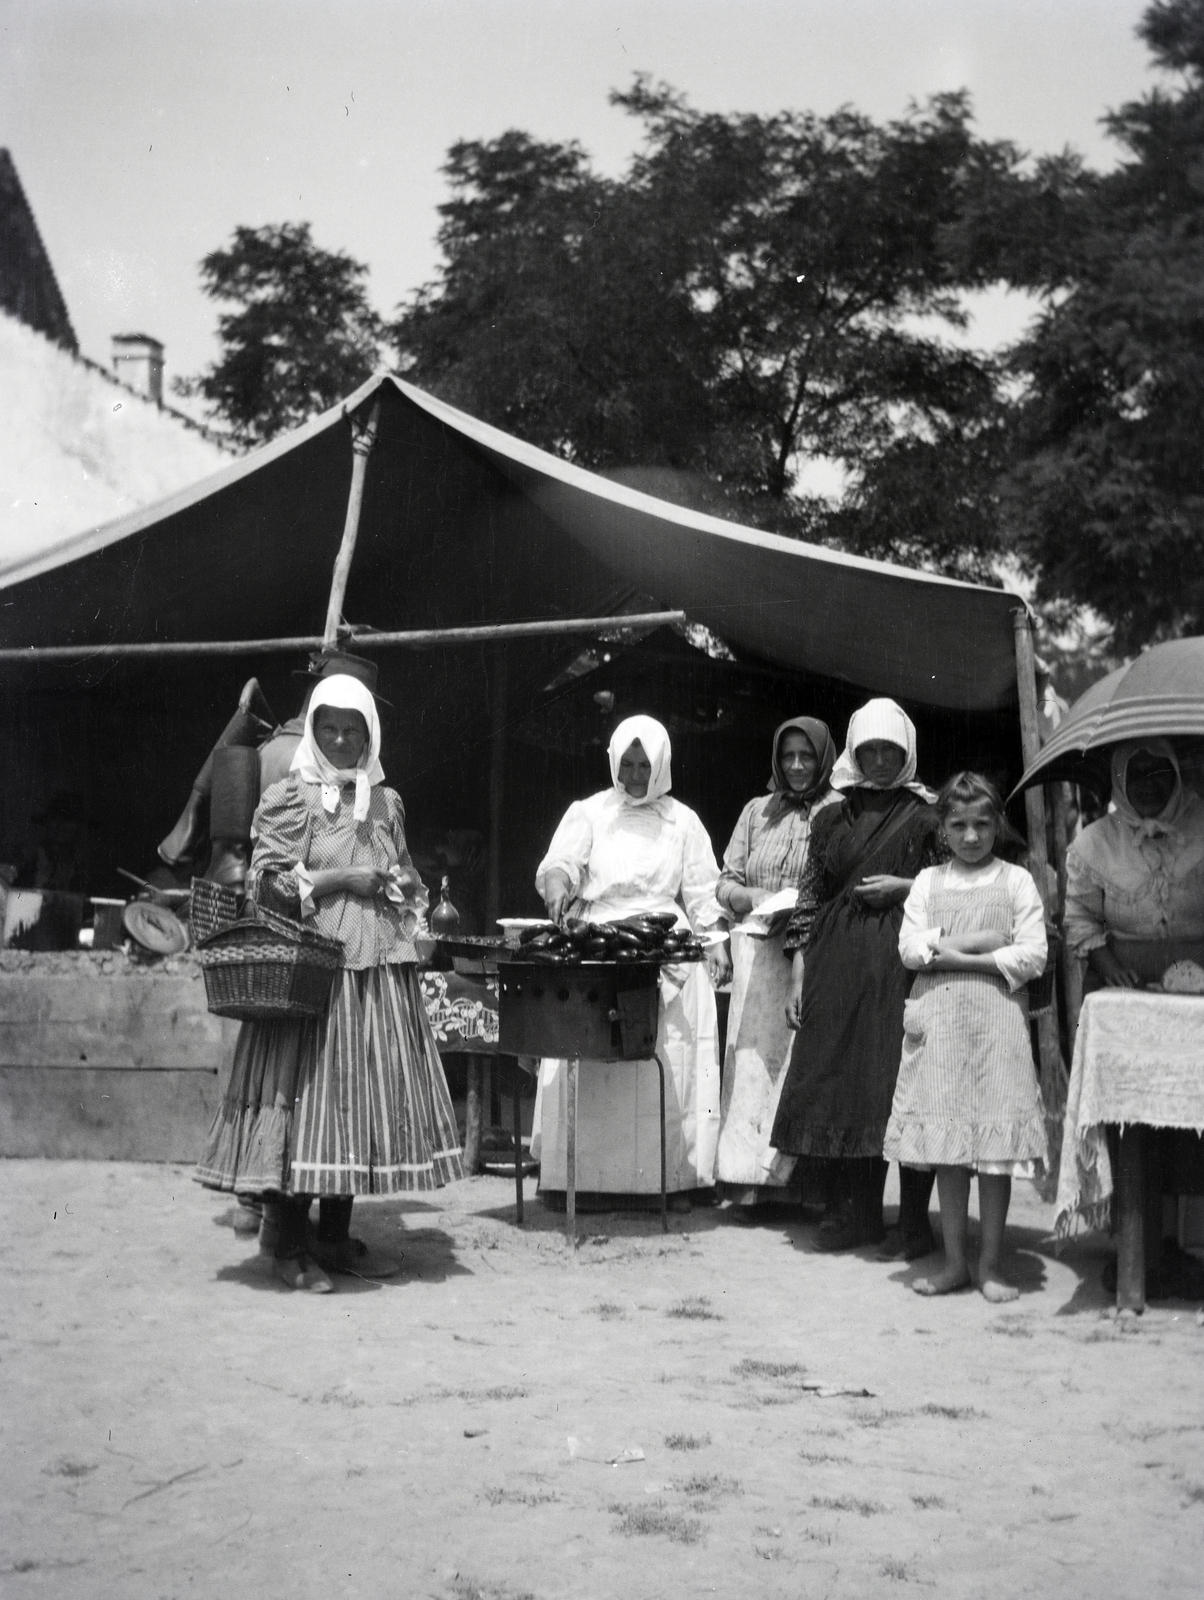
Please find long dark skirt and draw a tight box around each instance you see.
[771,897,911,1160]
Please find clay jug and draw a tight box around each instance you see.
[430,875,461,936]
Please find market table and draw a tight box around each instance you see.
[425,941,537,1223]
[1054,988,1204,1311]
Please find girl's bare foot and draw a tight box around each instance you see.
[979,1271,1019,1303]
[913,1263,972,1296]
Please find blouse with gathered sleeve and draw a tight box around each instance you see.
[535,789,724,935]
[247,775,427,968]
[1063,795,1204,957]
[783,793,946,956]
[898,860,1047,993]
[715,790,838,916]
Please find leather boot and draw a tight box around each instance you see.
[206,840,249,888]
[158,785,208,868]
[157,702,265,865]
[851,1157,888,1246]
[239,677,276,733]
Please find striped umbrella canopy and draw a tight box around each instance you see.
[1013,636,1204,797]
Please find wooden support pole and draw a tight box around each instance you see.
[566,1054,579,1245]
[1116,1125,1146,1313]
[1013,607,1068,1129]
[323,399,381,650]
[464,641,510,1179]
[486,642,508,934]
[1051,780,1085,1059]
[0,612,688,665]
[464,1058,483,1180]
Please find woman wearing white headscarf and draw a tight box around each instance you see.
[1064,740,1204,1297]
[1065,739,1204,987]
[197,675,464,1291]
[531,716,731,1207]
[771,699,946,1253]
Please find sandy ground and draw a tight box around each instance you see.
[3,1161,1204,1600]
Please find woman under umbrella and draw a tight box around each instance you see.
[531,716,731,1210]
[1065,739,1204,988]
[714,717,838,1204]
[771,699,945,1254]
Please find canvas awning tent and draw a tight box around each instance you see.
[0,372,1021,713]
[0,372,1065,1156]
[0,369,1045,935]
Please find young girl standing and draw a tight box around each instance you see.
[884,773,1048,1302]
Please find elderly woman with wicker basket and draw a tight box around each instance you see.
[196,674,464,1292]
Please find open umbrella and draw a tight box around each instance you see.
[1012,636,1204,796]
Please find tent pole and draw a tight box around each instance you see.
[0,611,688,664]
[486,642,508,930]
[322,398,381,650]
[1013,607,1068,1139]
[465,642,509,1177]
[1050,779,1084,1058]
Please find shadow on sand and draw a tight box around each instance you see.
[213,1197,473,1292]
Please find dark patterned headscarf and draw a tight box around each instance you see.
[766,717,836,817]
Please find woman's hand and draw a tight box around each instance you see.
[725,886,770,919]
[706,940,733,988]
[853,874,913,910]
[305,866,390,901]
[339,866,392,899]
[542,870,573,925]
[784,950,806,1029]
[1089,944,1140,989]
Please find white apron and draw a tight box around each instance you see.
[715,924,798,1188]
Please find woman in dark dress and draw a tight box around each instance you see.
[771,699,945,1253]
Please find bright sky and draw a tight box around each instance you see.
[1,0,1155,415]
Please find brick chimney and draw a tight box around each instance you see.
[111,332,164,404]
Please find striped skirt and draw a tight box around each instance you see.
[196,963,464,1196]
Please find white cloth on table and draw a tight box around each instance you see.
[1054,989,1204,1236]
[531,787,724,1193]
[898,859,1048,992]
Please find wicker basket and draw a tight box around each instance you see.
[189,878,242,944]
[197,905,344,1021]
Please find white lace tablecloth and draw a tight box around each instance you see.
[1054,990,1204,1236]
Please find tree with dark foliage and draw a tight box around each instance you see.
[392,80,1018,549]
[994,0,1204,650]
[177,222,383,449]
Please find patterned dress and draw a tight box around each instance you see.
[770,789,946,1159]
[884,861,1049,1173]
[196,775,464,1197]
[714,790,836,1190]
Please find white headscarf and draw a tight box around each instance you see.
[289,675,385,822]
[1111,738,1186,842]
[608,715,672,807]
[829,697,936,803]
